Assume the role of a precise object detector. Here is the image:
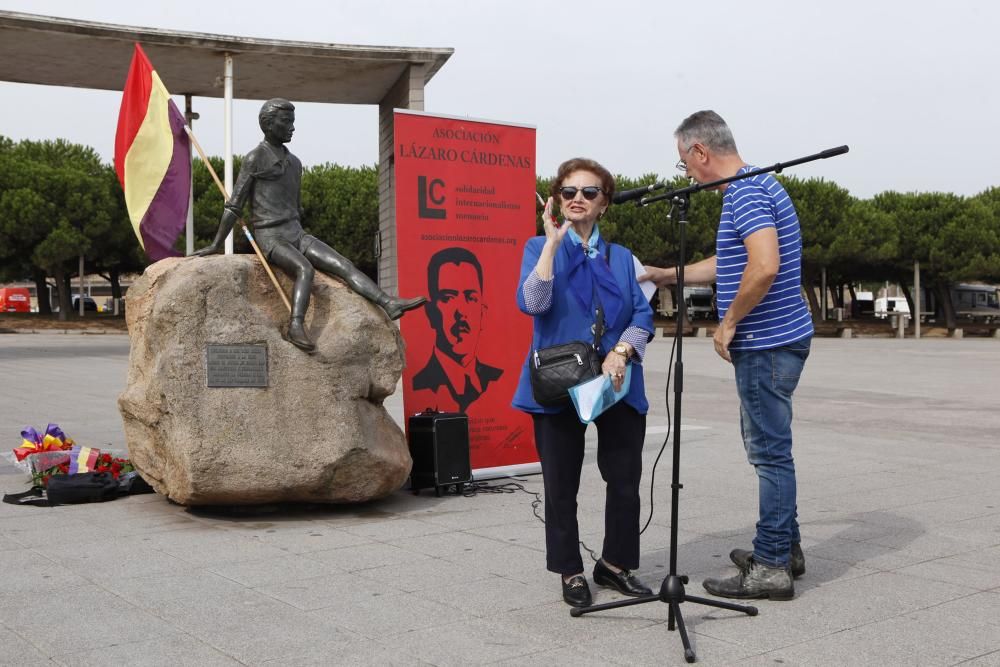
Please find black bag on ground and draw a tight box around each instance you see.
[45,472,120,504]
[2,472,122,507]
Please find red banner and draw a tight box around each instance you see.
[395,111,536,474]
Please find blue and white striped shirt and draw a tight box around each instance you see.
[716,167,813,351]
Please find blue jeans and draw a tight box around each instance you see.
[731,337,811,568]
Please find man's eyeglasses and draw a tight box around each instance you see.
[675,144,696,172]
[559,186,604,201]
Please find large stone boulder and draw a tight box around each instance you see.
[118,255,411,506]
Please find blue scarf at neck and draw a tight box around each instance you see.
[568,225,600,257]
[562,225,624,329]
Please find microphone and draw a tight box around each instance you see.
[819,145,849,159]
[612,182,665,205]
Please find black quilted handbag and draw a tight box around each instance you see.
[529,340,603,406]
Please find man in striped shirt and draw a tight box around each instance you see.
[641,111,812,601]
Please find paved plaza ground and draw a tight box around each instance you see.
[1,332,999,666]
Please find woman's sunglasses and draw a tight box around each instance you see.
[559,186,604,201]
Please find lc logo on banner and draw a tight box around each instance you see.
[395,110,537,477]
[418,175,446,219]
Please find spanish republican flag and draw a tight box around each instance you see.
[114,43,191,261]
[68,446,100,475]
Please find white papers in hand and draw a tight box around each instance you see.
[633,256,656,302]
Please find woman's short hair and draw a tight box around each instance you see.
[550,157,616,202]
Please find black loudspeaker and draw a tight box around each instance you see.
[408,411,471,496]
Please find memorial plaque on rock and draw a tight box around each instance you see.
[206,344,268,387]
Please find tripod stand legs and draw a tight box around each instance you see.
[669,600,696,663]
[569,592,659,616]
[685,593,760,615]
[670,594,756,663]
[570,574,758,662]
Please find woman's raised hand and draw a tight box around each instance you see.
[542,196,569,243]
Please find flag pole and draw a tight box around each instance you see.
[183,126,292,313]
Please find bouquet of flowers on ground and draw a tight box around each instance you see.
[12,425,135,489]
[31,448,135,489]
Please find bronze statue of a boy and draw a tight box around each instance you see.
[195,98,424,351]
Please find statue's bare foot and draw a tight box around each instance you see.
[286,318,316,351]
[383,295,427,320]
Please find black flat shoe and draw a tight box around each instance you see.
[593,559,652,597]
[561,574,592,607]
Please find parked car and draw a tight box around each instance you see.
[71,295,99,312]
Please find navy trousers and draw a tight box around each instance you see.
[532,401,646,575]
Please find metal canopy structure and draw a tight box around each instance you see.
[0,10,451,289]
[0,11,452,103]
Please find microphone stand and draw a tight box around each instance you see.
[572,145,849,664]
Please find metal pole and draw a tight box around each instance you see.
[223,53,234,255]
[184,94,198,256]
[821,266,827,321]
[78,254,84,317]
[914,260,921,339]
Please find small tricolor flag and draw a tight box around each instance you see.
[114,43,191,261]
[68,446,100,475]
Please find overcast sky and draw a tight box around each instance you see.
[1,0,997,199]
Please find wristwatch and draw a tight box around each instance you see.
[612,343,631,359]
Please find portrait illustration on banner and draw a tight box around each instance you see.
[411,247,503,413]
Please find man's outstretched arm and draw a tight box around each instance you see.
[639,256,718,287]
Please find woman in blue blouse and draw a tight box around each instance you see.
[513,157,655,608]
